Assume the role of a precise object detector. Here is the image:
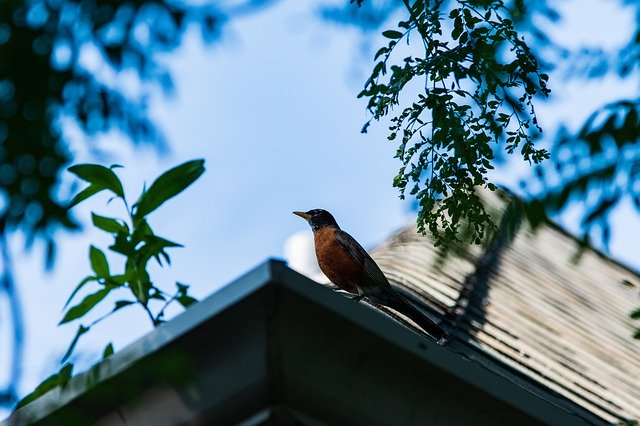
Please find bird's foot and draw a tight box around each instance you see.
[350,294,365,302]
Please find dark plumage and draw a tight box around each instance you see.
[294,209,446,341]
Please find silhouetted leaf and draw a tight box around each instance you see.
[68,184,104,208]
[63,276,98,310]
[102,343,114,359]
[92,213,128,234]
[45,238,56,270]
[89,246,110,278]
[583,196,619,227]
[16,364,74,409]
[114,300,135,310]
[61,325,89,362]
[134,159,205,220]
[60,288,111,324]
[68,164,124,198]
[177,294,197,308]
[382,30,403,39]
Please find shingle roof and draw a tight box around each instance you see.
[371,217,640,423]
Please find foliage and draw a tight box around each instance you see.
[334,0,640,247]
[16,158,204,409]
[337,0,640,338]
[0,0,273,405]
[357,0,550,247]
[14,364,73,410]
[528,100,640,249]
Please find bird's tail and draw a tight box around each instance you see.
[384,293,447,341]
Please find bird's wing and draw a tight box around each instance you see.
[334,229,391,290]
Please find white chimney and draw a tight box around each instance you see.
[283,231,327,283]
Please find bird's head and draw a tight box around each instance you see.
[293,209,339,231]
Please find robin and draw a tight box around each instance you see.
[293,209,446,341]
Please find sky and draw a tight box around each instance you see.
[1,0,638,416]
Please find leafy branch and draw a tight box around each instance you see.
[16,159,204,409]
[359,0,550,246]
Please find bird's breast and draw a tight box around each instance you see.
[313,227,364,294]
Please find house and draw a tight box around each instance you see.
[4,212,639,424]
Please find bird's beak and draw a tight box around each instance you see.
[293,211,311,220]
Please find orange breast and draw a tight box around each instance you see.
[314,227,365,294]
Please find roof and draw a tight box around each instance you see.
[371,217,640,423]
[3,260,609,425]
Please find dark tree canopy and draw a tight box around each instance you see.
[325,0,640,336]
[326,0,640,250]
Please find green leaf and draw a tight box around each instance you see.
[68,184,103,208]
[16,376,59,409]
[102,343,114,359]
[92,213,128,234]
[134,159,205,220]
[176,282,189,294]
[16,364,74,409]
[144,235,182,249]
[109,232,134,257]
[89,246,110,278]
[60,288,111,324]
[108,272,132,286]
[61,325,89,363]
[63,276,98,310]
[57,363,74,386]
[177,294,197,308]
[149,290,166,301]
[114,300,135,310]
[68,164,125,198]
[175,282,197,308]
[382,30,403,39]
[630,308,640,320]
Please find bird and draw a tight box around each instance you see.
[293,209,446,341]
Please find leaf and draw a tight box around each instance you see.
[177,294,197,308]
[92,213,128,234]
[15,364,74,409]
[68,164,125,198]
[114,300,135,310]
[134,159,205,220]
[382,30,403,39]
[89,246,110,278]
[57,363,74,386]
[108,272,132,286]
[60,288,111,324]
[109,233,134,257]
[63,276,98,310]
[102,343,114,359]
[149,290,166,301]
[583,196,619,227]
[45,238,56,270]
[144,235,182,249]
[61,325,89,363]
[68,184,103,208]
[16,376,59,409]
[176,282,189,294]
[630,308,640,320]
[175,282,196,307]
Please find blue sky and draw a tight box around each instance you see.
[1,0,638,414]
